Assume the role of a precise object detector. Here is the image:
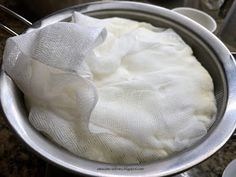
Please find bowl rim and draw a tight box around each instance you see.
[172,7,217,32]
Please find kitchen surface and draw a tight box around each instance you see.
[1,0,236,177]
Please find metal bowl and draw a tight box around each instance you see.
[1,1,236,177]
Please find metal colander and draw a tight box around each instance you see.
[1,1,236,177]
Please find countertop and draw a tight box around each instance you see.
[1,0,236,177]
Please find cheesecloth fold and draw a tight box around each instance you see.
[3,12,216,164]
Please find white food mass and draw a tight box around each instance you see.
[3,12,216,164]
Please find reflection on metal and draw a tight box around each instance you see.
[0,5,32,26]
[0,23,18,36]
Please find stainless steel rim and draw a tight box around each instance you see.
[1,1,236,177]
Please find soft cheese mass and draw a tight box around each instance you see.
[3,12,216,164]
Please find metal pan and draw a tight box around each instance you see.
[1,1,236,177]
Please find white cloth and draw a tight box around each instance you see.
[3,12,217,164]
